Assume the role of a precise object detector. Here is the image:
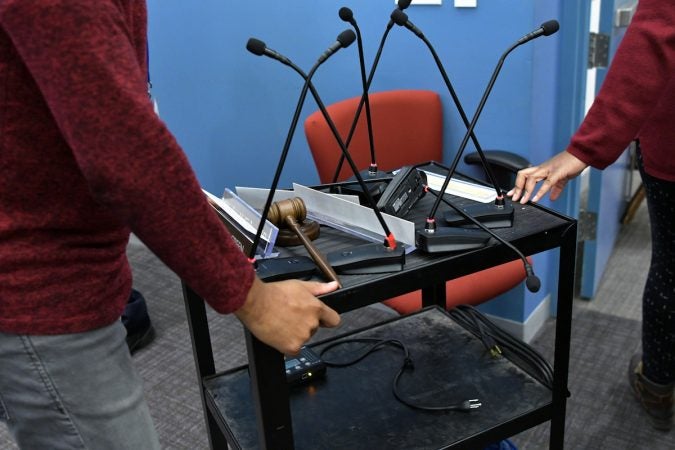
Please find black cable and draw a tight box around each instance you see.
[447,305,554,389]
[319,338,481,412]
[464,306,553,385]
[424,185,539,293]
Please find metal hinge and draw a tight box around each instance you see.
[615,5,636,28]
[588,32,610,68]
[578,210,598,241]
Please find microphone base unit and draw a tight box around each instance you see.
[416,227,491,254]
[443,202,515,229]
[340,169,391,202]
[327,242,405,274]
[376,166,427,218]
[255,256,317,282]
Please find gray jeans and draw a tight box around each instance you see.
[0,321,160,449]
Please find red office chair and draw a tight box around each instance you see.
[306,89,444,181]
[304,89,529,313]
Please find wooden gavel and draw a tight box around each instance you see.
[268,197,341,287]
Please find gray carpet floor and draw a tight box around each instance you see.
[512,200,674,450]
[1,201,673,449]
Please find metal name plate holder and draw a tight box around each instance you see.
[236,183,416,280]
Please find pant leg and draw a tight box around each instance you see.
[0,321,160,450]
[637,146,675,385]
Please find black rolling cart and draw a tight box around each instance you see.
[182,189,577,449]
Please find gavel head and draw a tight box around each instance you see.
[267,197,307,227]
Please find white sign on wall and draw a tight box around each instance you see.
[404,0,443,5]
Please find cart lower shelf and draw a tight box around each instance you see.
[204,307,553,449]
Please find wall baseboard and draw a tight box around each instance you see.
[485,294,552,343]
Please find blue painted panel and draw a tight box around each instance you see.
[534,0,591,317]
[579,0,634,299]
[146,1,542,194]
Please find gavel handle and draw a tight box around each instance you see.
[285,217,342,287]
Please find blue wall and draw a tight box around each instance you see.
[147,0,577,324]
[147,1,547,191]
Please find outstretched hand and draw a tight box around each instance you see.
[508,150,588,203]
[234,277,341,355]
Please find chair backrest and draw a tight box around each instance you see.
[304,89,443,183]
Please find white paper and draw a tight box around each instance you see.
[422,171,496,203]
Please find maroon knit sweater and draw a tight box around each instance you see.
[568,0,675,181]
[0,1,254,334]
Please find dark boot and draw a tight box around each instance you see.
[628,352,674,431]
[122,289,156,354]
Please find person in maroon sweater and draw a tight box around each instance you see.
[509,0,674,431]
[0,1,340,448]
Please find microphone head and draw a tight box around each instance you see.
[526,275,541,293]
[339,7,354,24]
[541,20,560,36]
[337,29,356,48]
[246,38,266,56]
[390,9,408,26]
[397,0,413,10]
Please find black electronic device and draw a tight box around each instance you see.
[376,166,426,218]
[337,6,389,200]
[415,226,491,253]
[333,176,390,203]
[327,242,405,274]
[255,256,316,282]
[284,346,326,386]
[330,1,413,187]
[392,11,557,233]
[390,9,553,292]
[443,201,515,228]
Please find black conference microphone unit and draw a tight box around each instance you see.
[419,18,560,241]
[390,9,516,229]
[338,7,386,188]
[423,185,540,292]
[245,30,356,281]
[389,12,558,238]
[331,0,412,186]
[442,20,560,228]
[412,18,558,291]
[247,37,405,274]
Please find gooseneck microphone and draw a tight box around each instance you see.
[517,20,560,45]
[246,39,292,66]
[390,9,507,222]
[331,0,412,185]
[247,37,402,260]
[411,18,559,290]
[338,7,379,178]
[247,30,357,264]
[420,18,560,234]
[422,186,540,292]
[318,31,354,64]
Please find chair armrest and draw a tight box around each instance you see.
[464,150,530,174]
[464,150,531,190]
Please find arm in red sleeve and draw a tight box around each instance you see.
[568,0,675,169]
[0,0,254,313]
